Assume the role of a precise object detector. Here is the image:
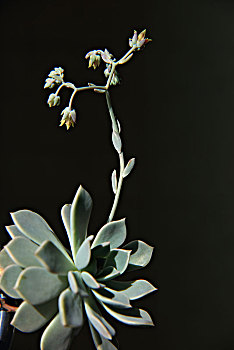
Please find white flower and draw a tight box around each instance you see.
[47,93,60,107]
[60,107,76,130]
[44,78,56,89]
[85,50,101,69]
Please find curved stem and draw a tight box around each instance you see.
[105,63,116,90]
[108,152,125,222]
[55,82,75,95]
[117,46,136,64]
[105,91,125,222]
[68,86,107,109]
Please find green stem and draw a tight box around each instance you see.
[105,91,125,222]
[68,86,107,108]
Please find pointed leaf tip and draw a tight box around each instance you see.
[123,158,135,178]
[70,186,93,258]
[92,219,126,250]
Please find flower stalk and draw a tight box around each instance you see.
[0,29,155,350]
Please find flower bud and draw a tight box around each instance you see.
[47,93,60,107]
[48,67,64,84]
[136,29,151,49]
[44,78,55,89]
[104,64,111,78]
[101,49,113,64]
[110,71,120,86]
[129,30,138,47]
[60,107,76,130]
[85,50,101,69]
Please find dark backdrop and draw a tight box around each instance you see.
[1,0,234,349]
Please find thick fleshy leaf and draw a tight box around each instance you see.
[104,249,131,275]
[15,266,68,305]
[5,237,41,268]
[92,287,131,309]
[123,240,154,271]
[75,235,94,269]
[59,288,83,328]
[0,264,22,298]
[84,297,114,340]
[81,271,100,289]
[0,248,15,269]
[40,314,77,350]
[122,158,135,178]
[92,219,126,250]
[96,267,120,282]
[68,271,88,297]
[70,186,93,258]
[10,210,68,258]
[112,131,122,153]
[105,279,157,300]
[5,225,25,239]
[111,170,117,194]
[61,204,71,237]
[101,304,154,326]
[89,322,118,350]
[35,240,75,275]
[11,298,58,332]
[92,242,110,258]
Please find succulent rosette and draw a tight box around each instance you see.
[0,185,156,350]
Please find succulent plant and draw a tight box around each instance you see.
[0,185,156,350]
[0,29,156,350]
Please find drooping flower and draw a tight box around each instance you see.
[85,50,101,69]
[60,107,76,130]
[0,185,156,350]
[44,67,64,89]
[100,49,113,64]
[47,93,60,107]
[104,64,120,85]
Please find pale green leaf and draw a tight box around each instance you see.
[70,186,93,257]
[5,225,25,239]
[0,248,15,269]
[104,249,131,275]
[92,219,126,250]
[105,279,157,300]
[122,158,135,178]
[96,267,120,282]
[10,210,69,258]
[35,240,75,275]
[68,271,88,297]
[40,314,77,350]
[89,322,118,350]
[0,264,22,298]
[84,297,114,340]
[112,131,122,153]
[5,237,41,268]
[111,170,117,194]
[81,271,100,289]
[59,288,83,328]
[92,287,131,309]
[61,204,71,238]
[15,266,68,305]
[11,298,58,332]
[123,240,154,271]
[75,235,93,270]
[101,303,154,326]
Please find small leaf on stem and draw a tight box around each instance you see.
[111,170,117,194]
[112,131,122,153]
[123,158,135,178]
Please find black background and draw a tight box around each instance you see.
[1,0,234,349]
